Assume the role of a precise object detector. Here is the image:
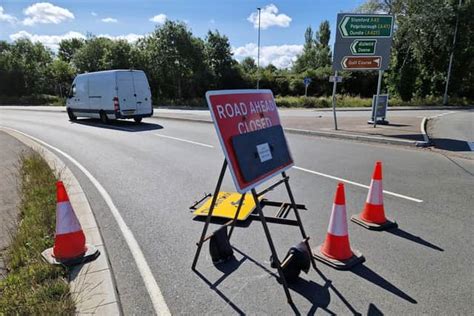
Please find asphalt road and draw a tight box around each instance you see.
[428,110,474,158]
[1,108,473,315]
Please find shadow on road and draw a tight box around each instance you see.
[367,303,384,315]
[351,264,417,304]
[431,138,472,152]
[194,247,361,315]
[387,227,444,251]
[386,133,424,141]
[73,119,163,132]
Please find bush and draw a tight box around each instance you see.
[0,95,64,106]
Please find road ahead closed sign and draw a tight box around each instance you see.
[206,90,294,193]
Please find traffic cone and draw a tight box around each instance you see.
[351,161,398,230]
[42,181,99,266]
[313,183,364,270]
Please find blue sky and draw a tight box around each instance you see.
[0,0,365,68]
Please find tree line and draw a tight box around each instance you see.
[0,0,472,105]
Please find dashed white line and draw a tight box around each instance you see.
[2,127,171,316]
[154,133,214,148]
[294,166,423,203]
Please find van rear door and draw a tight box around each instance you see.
[132,71,152,114]
[116,72,136,113]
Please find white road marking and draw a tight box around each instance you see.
[3,127,171,316]
[294,166,423,203]
[154,133,214,148]
[431,111,455,119]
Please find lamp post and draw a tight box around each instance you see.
[443,0,462,105]
[256,7,261,90]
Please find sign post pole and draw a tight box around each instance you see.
[331,71,339,130]
[373,70,383,128]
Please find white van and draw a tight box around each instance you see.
[66,70,153,123]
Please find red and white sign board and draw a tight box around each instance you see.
[206,89,294,193]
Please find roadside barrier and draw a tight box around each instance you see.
[351,161,398,230]
[42,181,99,266]
[313,183,364,269]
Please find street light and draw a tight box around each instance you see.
[256,7,261,90]
[443,0,463,105]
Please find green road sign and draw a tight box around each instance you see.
[339,15,393,38]
[350,39,377,55]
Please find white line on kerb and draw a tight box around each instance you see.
[154,133,214,148]
[4,127,171,316]
[294,166,423,203]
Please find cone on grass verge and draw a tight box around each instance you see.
[351,161,398,231]
[42,181,99,266]
[313,183,364,270]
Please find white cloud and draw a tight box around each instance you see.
[9,30,144,51]
[91,11,97,16]
[0,6,17,24]
[23,2,74,26]
[149,13,167,24]
[101,17,118,23]
[247,4,291,30]
[10,30,85,50]
[232,43,303,69]
[98,33,144,42]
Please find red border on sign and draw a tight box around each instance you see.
[206,89,294,193]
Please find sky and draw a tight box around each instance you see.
[0,0,366,68]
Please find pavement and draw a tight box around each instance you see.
[0,132,29,280]
[0,107,473,315]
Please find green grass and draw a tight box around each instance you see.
[0,152,75,315]
[274,95,472,108]
[0,94,64,106]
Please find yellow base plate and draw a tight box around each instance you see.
[193,192,259,221]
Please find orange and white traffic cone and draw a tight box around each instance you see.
[42,181,99,266]
[313,183,364,270]
[351,161,398,230]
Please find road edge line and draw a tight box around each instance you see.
[0,127,121,315]
[0,127,171,316]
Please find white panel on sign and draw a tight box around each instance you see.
[257,143,272,163]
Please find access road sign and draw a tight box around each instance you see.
[303,77,312,86]
[369,94,389,123]
[206,90,294,193]
[350,39,377,55]
[333,13,394,71]
[341,56,382,70]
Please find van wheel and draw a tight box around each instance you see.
[67,108,77,121]
[134,117,142,123]
[100,111,109,124]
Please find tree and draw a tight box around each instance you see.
[240,57,257,73]
[105,40,132,69]
[58,38,84,63]
[293,21,332,73]
[49,59,75,97]
[73,36,114,72]
[136,21,208,99]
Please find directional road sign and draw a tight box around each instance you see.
[339,15,393,38]
[206,89,294,193]
[350,39,377,55]
[333,13,394,71]
[341,56,382,70]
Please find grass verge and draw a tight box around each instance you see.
[0,152,75,314]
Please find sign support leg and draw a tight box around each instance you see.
[373,70,383,128]
[227,193,246,239]
[251,188,293,304]
[192,159,228,270]
[282,172,318,270]
[331,71,339,130]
